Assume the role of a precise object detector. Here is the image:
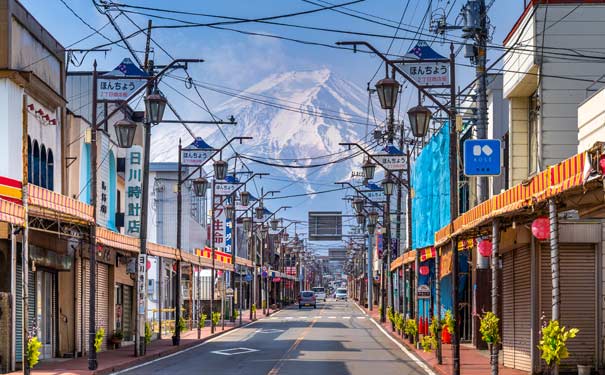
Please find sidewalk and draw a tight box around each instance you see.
[356,303,528,375]
[11,308,266,375]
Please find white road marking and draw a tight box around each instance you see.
[352,303,436,375]
[285,317,293,320]
[211,347,259,356]
[255,328,285,334]
[328,316,336,319]
[356,316,365,319]
[342,316,351,319]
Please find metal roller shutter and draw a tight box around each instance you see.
[540,243,596,372]
[502,247,532,372]
[122,285,133,341]
[15,262,35,363]
[96,263,109,351]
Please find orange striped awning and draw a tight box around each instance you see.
[420,246,436,262]
[96,227,139,253]
[435,152,588,246]
[402,250,417,265]
[390,255,404,271]
[28,184,94,223]
[0,198,25,226]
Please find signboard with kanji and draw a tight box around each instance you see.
[125,145,143,236]
[215,182,239,196]
[213,196,232,254]
[373,154,406,171]
[396,42,450,87]
[97,134,110,227]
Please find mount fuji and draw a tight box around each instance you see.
[151,69,380,222]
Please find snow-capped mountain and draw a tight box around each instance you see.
[150,69,377,219]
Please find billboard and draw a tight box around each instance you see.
[308,211,342,241]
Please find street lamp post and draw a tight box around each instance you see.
[338,40,458,372]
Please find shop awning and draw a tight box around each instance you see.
[434,152,590,246]
[28,184,94,224]
[0,198,24,226]
[97,227,139,253]
[236,257,253,268]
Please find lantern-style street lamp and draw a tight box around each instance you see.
[114,117,138,149]
[192,177,208,197]
[353,197,365,213]
[367,223,376,235]
[240,191,250,206]
[144,87,167,125]
[407,105,432,138]
[382,174,395,196]
[270,218,280,231]
[362,159,376,180]
[375,77,400,110]
[242,217,252,232]
[225,204,235,219]
[368,210,379,226]
[356,213,365,225]
[213,160,228,180]
[255,205,265,220]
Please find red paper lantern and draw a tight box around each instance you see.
[478,239,492,257]
[146,260,151,271]
[531,216,550,240]
[419,265,429,276]
[600,156,605,174]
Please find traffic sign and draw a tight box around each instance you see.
[463,139,501,176]
[245,274,253,282]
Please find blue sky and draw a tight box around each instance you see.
[24,0,524,108]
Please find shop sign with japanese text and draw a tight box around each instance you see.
[361,189,386,202]
[215,182,240,196]
[373,153,406,171]
[181,148,214,166]
[213,196,232,254]
[397,61,450,87]
[125,145,143,236]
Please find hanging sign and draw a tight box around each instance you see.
[181,148,214,166]
[98,58,147,101]
[396,42,450,87]
[137,254,147,314]
[215,182,240,196]
[125,145,143,236]
[417,284,431,299]
[373,146,406,171]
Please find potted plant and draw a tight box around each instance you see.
[479,312,500,370]
[577,355,593,375]
[212,312,221,329]
[404,318,418,344]
[94,327,105,353]
[26,335,42,369]
[443,310,454,344]
[110,330,124,348]
[199,313,208,329]
[145,322,152,345]
[538,320,578,374]
[251,303,257,320]
[387,306,395,331]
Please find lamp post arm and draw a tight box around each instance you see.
[236,190,279,220]
[336,41,452,116]
[335,181,384,212]
[183,137,253,182]
[96,58,204,130]
[262,206,291,225]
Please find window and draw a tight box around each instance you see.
[33,141,40,186]
[40,145,47,188]
[47,149,54,190]
[528,92,539,174]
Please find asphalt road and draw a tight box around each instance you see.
[117,300,431,375]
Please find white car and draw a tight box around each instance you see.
[334,288,347,301]
[312,287,326,301]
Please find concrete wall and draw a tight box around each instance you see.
[503,8,536,98]
[0,293,11,373]
[508,97,529,186]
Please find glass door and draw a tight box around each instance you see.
[36,271,55,359]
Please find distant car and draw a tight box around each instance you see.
[312,287,326,301]
[335,288,347,301]
[299,291,316,309]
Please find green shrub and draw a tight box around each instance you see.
[26,337,42,368]
[387,306,394,323]
[251,304,257,314]
[212,312,221,327]
[145,322,152,344]
[420,335,437,352]
[94,327,105,353]
[233,309,239,319]
[479,311,500,345]
[199,313,208,329]
[539,320,578,367]
[444,310,455,333]
[177,316,187,332]
[395,313,405,333]
[404,318,418,338]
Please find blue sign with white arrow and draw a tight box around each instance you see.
[463,139,501,176]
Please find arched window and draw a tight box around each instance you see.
[27,136,32,183]
[47,149,54,191]
[40,145,47,188]
[33,141,40,186]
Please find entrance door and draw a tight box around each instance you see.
[36,270,56,359]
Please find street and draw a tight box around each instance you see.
[117,300,430,375]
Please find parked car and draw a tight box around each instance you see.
[298,291,317,309]
[334,288,347,301]
[312,287,326,301]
